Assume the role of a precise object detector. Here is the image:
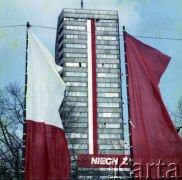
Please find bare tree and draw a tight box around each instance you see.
[0,83,80,179]
[171,98,182,137]
[0,83,24,179]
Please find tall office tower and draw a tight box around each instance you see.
[55,9,126,179]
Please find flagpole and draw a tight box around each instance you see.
[123,26,134,179]
[22,22,30,178]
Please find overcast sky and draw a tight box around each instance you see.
[0,0,182,118]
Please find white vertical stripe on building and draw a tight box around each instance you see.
[87,20,94,154]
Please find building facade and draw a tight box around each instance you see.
[55,8,127,179]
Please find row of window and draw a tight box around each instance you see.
[64,25,117,32]
[98,123,121,128]
[65,43,86,49]
[98,92,120,98]
[66,82,119,88]
[98,102,120,108]
[97,63,118,68]
[98,112,120,118]
[66,102,120,108]
[65,34,87,39]
[97,73,119,78]
[65,53,87,58]
[96,35,117,41]
[66,62,86,67]
[97,44,118,50]
[66,72,86,77]
[99,133,121,139]
[66,25,86,31]
[97,82,119,88]
[66,92,119,98]
[65,72,119,78]
[96,26,117,32]
[66,62,118,69]
[97,54,118,59]
[63,17,117,23]
[66,91,87,97]
[64,53,118,59]
[66,81,87,87]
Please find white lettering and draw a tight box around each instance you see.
[91,157,119,165]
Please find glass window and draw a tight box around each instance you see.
[66,62,87,67]
[65,72,86,77]
[97,73,118,78]
[66,25,86,30]
[65,43,86,49]
[66,34,86,39]
[96,26,117,31]
[74,112,88,117]
[97,45,118,50]
[66,53,87,58]
[99,123,121,128]
[97,54,117,59]
[97,83,119,88]
[98,102,119,107]
[97,63,118,68]
[70,133,87,138]
[99,134,121,139]
[96,36,116,41]
[66,82,87,87]
[66,102,87,107]
[66,91,87,97]
[98,112,120,118]
[98,92,119,97]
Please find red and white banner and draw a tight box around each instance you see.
[126,32,182,179]
[78,154,130,168]
[25,30,70,179]
[87,20,98,155]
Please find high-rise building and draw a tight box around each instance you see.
[55,8,127,179]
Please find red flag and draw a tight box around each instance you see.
[25,30,70,179]
[125,32,182,179]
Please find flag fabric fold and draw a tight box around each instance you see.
[126,32,182,179]
[25,30,70,179]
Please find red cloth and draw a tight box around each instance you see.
[25,120,70,179]
[126,32,182,179]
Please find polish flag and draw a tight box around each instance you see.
[25,30,70,179]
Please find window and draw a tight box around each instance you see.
[97,54,117,59]
[65,43,86,49]
[70,133,87,138]
[69,144,87,149]
[66,62,87,67]
[66,82,87,87]
[97,19,117,23]
[66,53,87,58]
[65,72,86,77]
[98,102,119,108]
[97,45,118,50]
[66,25,86,31]
[99,123,121,128]
[98,92,119,98]
[99,134,121,139]
[97,63,118,68]
[96,26,117,31]
[66,102,87,107]
[97,73,118,78]
[63,17,86,22]
[65,34,86,39]
[66,91,87,97]
[97,83,119,88]
[96,36,116,41]
[98,112,120,118]
[74,112,88,117]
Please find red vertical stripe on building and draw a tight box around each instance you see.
[91,20,98,155]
